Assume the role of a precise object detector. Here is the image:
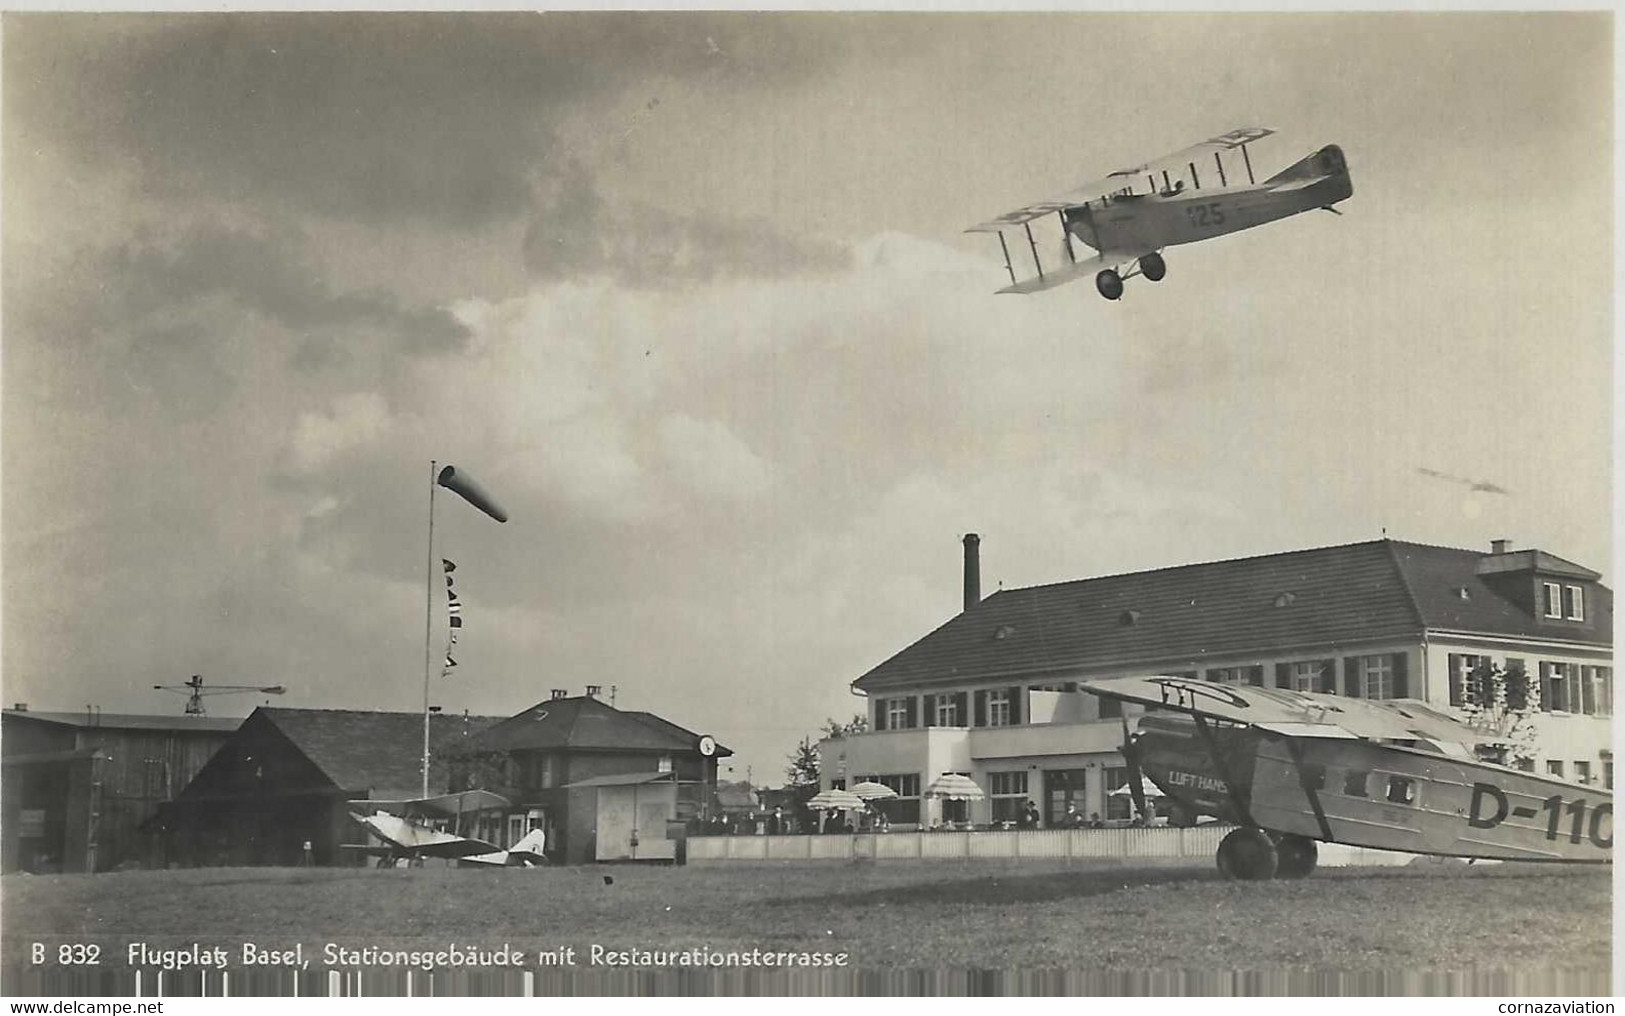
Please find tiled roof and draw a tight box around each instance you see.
[1392,542,1612,640]
[457,695,710,755]
[855,540,1611,693]
[2,711,243,733]
[257,708,505,798]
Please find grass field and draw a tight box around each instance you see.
[2,859,1611,994]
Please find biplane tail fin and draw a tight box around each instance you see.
[1266,144,1351,188]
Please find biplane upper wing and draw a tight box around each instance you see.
[348,810,503,859]
[966,127,1276,233]
[1084,675,1484,747]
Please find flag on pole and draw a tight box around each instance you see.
[442,559,463,676]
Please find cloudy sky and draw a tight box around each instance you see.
[3,13,1612,780]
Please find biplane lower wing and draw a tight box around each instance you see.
[996,250,1148,295]
[348,811,503,860]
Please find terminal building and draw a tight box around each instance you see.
[820,536,1612,828]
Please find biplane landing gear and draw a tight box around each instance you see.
[1216,827,1278,880]
[1139,252,1166,282]
[1271,833,1318,879]
[1095,269,1124,301]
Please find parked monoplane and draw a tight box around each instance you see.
[1085,676,1611,879]
[967,128,1352,299]
[344,789,546,868]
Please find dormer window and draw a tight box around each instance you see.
[1564,585,1585,621]
[1542,582,1563,618]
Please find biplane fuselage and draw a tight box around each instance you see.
[1069,145,1352,257]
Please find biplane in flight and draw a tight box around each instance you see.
[345,789,548,868]
[966,128,1352,300]
[1085,676,1611,879]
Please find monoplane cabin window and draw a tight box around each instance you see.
[1385,776,1416,805]
[1300,763,1327,791]
[1342,770,1369,797]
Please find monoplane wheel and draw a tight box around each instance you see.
[1216,827,1279,881]
[1140,252,1166,282]
[1272,834,1318,879]
[1095,269,1124,300]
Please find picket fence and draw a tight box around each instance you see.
[687,825,1425,867]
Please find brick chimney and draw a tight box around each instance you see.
[962,533,981,612]
[1490,538,1513,554]
[550,688,568,700]
[585,685,602,699]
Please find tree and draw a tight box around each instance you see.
[784,736,821,804]
[1461,660,1539,768]
[821,713,869,739]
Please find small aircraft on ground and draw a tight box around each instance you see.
[966,128,1352,300]
[1085,676,1611,879]
[344,789,548,868]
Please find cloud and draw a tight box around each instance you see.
[288,392,393,474]
[522,161,851,286]
[656,414,772,502]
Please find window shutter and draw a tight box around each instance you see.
[874,699,888,732]
[1008,686,1023,725]
[1541,664,1557,712]
[905,697,918,729]
[924,694,937,728]
[974,690,987,727]
[1343,657,1361,698]
[955,692,968,726]
[1392,653,1408,698]
[1447,654,1464,706]
[1275,663,1290,689]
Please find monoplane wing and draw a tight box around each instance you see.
[1085,675,1485,748]
[966,127,1276,233]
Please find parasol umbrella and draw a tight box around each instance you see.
[848,781,898,801]
[806,788,867,811]
[1108,775,1165,799]
[924,773,985,801]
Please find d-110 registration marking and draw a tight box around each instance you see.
[1468,782,1612,847]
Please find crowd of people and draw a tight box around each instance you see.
[696,798,1160,835]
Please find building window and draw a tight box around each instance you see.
[1208,666,1263,686]
[1447,654,1482,708]
[1547,760,1565,779]
[887,698,910,730]
[540,755,555,789]
[1543,582,1563,618]
[857,773,920,824]
[657,755,673,774]
[1103,766,1132,821]
[1516,758,1535,773]
[1386,776,1416,805]
[1360,655,1395,700]
[1606,762,1614,790]
[1564,585,1585,621]
[934,694,962,727]
[986,689,1012,727]
[989,771,1029,823]
[1579,666,1612,717]
[1292,661,1331,694]
[1540,663,1579,713]
[1574,761,1592,786]
[1342,771,1369,797]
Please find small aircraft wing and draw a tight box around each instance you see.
[967,127,1276,233]
[1085,675,1484,747]
[995,249,1148,295]
[349,811,503,859]
[350,789,512,819]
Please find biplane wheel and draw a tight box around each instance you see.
[1272,834,1318,879]
[1095,269,1124,301]
[1216,827,1278,881]
[1139,252,1166,282]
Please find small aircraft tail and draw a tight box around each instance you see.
[1264,144,1352,206]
